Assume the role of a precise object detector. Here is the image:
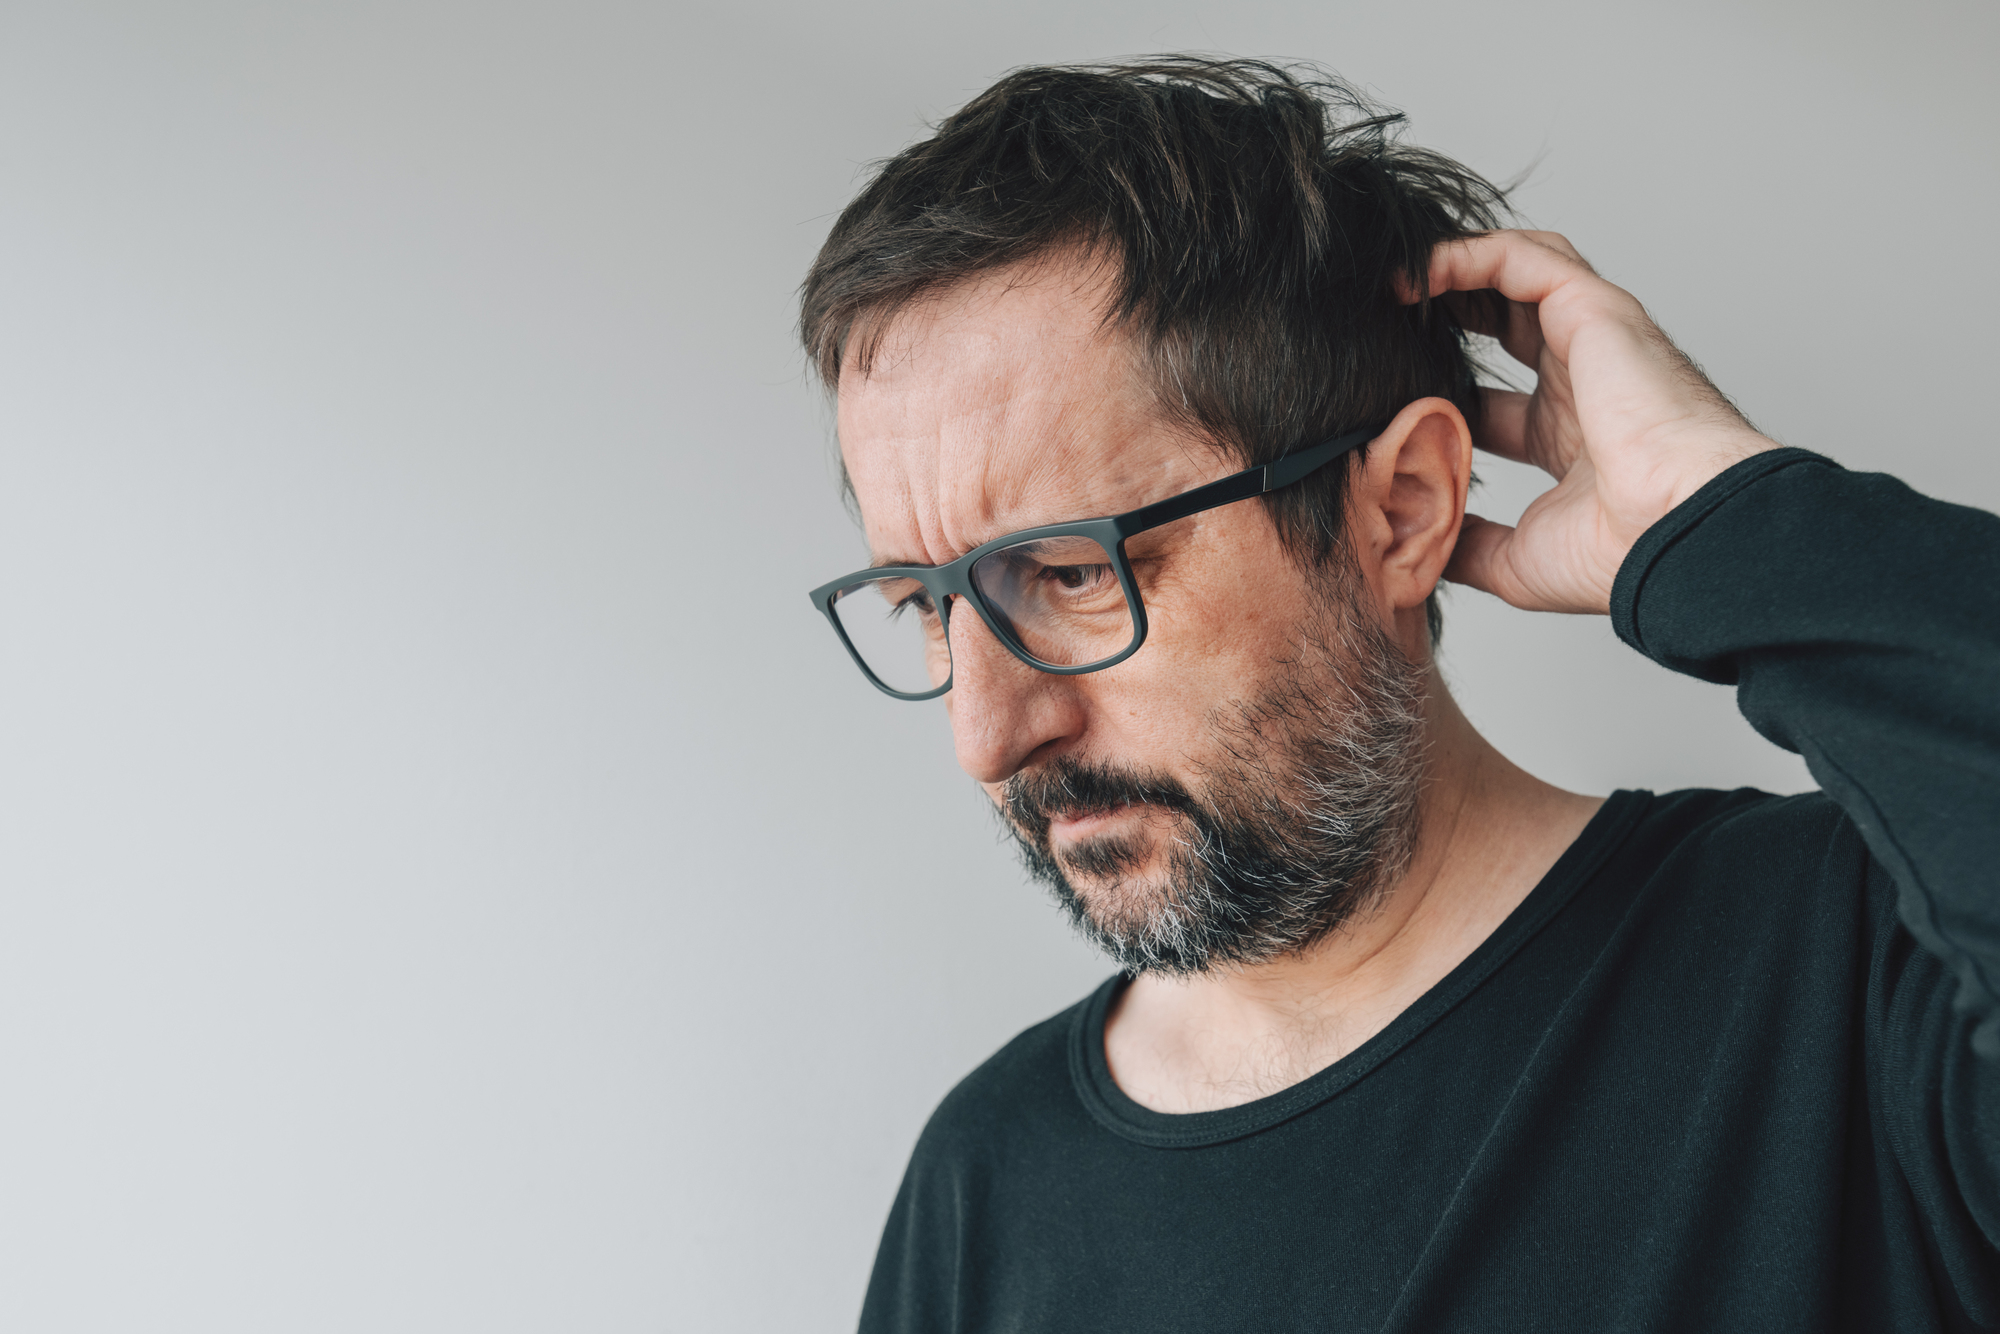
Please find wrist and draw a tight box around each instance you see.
[1611,446,1826,656]
[1661,432,1782,515]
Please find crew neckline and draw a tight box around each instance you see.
[1068,789,1652,1149]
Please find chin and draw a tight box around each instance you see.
[1055,834,1175,913]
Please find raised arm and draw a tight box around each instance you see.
[1414,230,2000,1237]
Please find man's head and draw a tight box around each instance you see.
[802,59,1505,973]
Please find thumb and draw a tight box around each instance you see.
[1442,513,1517,599]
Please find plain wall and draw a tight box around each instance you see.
[0,2,1993,1329]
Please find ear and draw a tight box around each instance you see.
[1349,397,1473,649]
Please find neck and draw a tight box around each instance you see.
[1102,670,1602,1113]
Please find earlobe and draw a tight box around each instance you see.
[1361,398,1473,610]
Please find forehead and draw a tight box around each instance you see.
[835,257,1210,565]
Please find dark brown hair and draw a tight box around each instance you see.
[800,57,1510,640]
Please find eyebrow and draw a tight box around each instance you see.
[864,549,943,572]
[865,529,990,572]
[864,512,1189,575]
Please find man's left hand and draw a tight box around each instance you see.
[1409,230,1777,616]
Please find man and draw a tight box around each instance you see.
[801,58,2000,1330]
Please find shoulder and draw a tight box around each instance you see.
[1623,785,1865,872]
[908,982,1110,1170]
[1602,785,1889,942]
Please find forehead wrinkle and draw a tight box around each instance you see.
[839,252,1206,567]
[931,388,1083,553]
[852,437,945,568]
[930,334,1177,545]
[860,383,1199,569]
[865,345,1079,563]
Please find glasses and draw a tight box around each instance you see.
[807,419,1389,700]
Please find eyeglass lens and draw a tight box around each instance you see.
[968,534,1135,669]
[830,534,1139,695]
[829,575,951,696]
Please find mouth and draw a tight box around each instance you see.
[999,758,1201,861]
[1046,800,1157,845]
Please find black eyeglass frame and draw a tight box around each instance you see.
[806,419,1391,701]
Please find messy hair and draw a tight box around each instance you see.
[800,56,1511,642]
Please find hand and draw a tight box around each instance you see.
[1410,230,1777,615]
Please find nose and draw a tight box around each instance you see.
[944,596,1083,785]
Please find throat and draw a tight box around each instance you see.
[1102,967,1369,1114]
[1098,830,1453,1114]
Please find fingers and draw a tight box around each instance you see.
[1438,289,1503,337]
[1407,231,1654,372]
[1440,292,1544,373]
[1430,255,1549,373]
[1471,389,1532,463]
[1426,235,1592,321]
[1415,232,1593,311]
[1516,230,1591,266]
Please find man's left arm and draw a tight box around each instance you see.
[1610,447,2000,1040]
[1415,230,2000,1240]
[1609,443,2000,1258]
[1414,231,2000,970]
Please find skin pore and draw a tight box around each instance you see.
[838,253,1603,1115]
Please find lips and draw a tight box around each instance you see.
[1001,757,1202,852]
[1047,801,1149,841]
[1054,800,1134,822]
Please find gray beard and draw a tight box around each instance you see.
[998,591,1429,977]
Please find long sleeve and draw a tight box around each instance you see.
[1611,446,2000,1247]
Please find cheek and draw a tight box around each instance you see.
[1135,593,1303,704]
[1092,540,1316,741]
[1150,517,1314,665]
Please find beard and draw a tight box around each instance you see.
[998,582,1429,977]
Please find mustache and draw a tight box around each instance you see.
[1000,757,1202,847]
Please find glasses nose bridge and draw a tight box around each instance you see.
[933,559,993,637]
[940,583,1028,682]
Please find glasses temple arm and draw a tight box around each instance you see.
[1115,421,1389,535]
[1260,421,1386,490]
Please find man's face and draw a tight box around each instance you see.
[837,257,1426,972]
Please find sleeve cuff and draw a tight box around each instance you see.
[1609,447,1831,659]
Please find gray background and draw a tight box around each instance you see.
[0,1,1992,1329]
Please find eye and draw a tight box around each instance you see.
[885,584,936,621]
[1043,563,1111,591]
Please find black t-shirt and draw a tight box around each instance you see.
[858,452,2000,1332]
